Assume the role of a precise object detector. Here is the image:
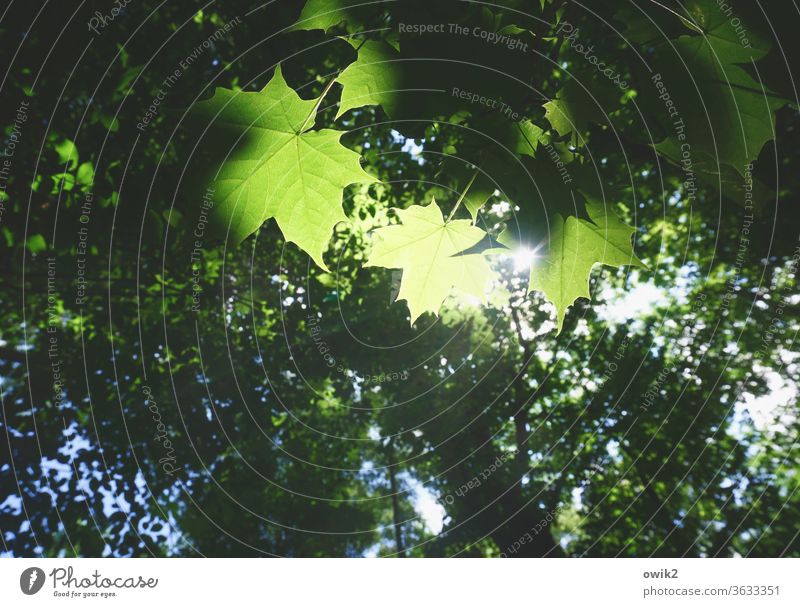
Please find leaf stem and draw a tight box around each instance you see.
[645,0,704,34]
[446,169,479,223]
[299,75,339,133]
[297,36,370,133]
[516,121,541,156]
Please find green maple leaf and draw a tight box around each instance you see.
[529,200,645,333]
[186,66,376,269]
[617,0,786,186]
[288,0,373,33]
[336,40,403,119]
[653,5,784,176]
[365,200,498,323]
[331,2,537,131]
[543,71,621,142]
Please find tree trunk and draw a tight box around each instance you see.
[499,303,564,557]
[387,439,405,557]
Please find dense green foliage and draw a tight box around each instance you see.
[1,0,798,557]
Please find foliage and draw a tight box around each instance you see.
[0,0,798,558]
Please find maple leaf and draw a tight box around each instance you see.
[651,0,785,176]
[186,66,376,270]
[614,0,786,197]
[543,70,621,143]
[529,200,645,333]
[332,3,536,131]
[336,40,403,119]
[288,0,377,33]
[365,200,498,324]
